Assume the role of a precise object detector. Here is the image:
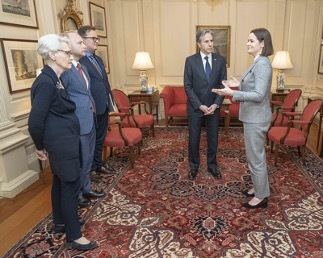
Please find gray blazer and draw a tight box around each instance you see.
[61,64,96,135]
[232,56,272,124]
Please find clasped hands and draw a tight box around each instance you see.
[200,104,218,115]
[212,76,239,96]
[36,149,48,161]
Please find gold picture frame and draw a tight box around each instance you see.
[318,45,323,74]
[60,0,83,32]
[89,2,107,38]
[1,39,44,93]
[96,45,110,74]
[196,25,231,67]
[0,0,38,28]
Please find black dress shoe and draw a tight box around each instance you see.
[242,189,255,197]
[242,197,268,209]
[207,167,222,179]
[78,196,91,207]
[54,220,85,233]
[83,191,106,199]
[96,166,110,174]
[188,169,198,180]
[65,240,98,250]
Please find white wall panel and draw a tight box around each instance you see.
[234,0,269,76]
[159,0,192,78]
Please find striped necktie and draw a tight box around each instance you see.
[88,55,103,78]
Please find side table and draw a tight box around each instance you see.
[308,97,323,157]
[128,90,160,123]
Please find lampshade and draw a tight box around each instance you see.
[132,52,154,70]
[272,51,293,92]
[272,51,293,70]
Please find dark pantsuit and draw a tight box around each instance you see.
[51,174,81,241]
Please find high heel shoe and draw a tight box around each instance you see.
[242,197,268,209]
[242,189,255,197]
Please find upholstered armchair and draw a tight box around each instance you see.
[103,113,143,168]
[159,86,187,127]
[271,89,302,127]
[267,99,323,166]
[112,89,155,137]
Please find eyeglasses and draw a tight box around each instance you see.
[83,36,100,42]
[57,49,72,56]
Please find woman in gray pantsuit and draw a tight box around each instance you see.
[212,28,274,209]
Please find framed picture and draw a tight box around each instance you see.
[60,0,83,32]
[196,25,231,67]
[1,39,43,93]
[96,45,110,74]
[89,2,107,38]
[318,45,323,74]
[0,0,38,28]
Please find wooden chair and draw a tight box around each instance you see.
[112,89,155,137]
[267,99,323,166]
[103,113,142,168]
[271,89,302,126]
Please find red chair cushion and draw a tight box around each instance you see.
[268,127,305,146]
[104,128,142,147]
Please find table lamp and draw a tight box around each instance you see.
[132,52,154,92]
[272,51,293,92]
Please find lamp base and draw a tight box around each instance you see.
[139,71,148,92]
[276,70,285,93]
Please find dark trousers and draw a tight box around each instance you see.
[188,111,220,170]
[92,111,108,170]
[51,174,81,241]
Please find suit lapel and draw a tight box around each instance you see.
[241,58,259,81]
[71,66,87,88]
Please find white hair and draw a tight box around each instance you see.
[37,34,70,61]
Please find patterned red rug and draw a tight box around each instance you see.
[4,127,323,258]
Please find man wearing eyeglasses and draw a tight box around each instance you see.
[78,25,113,176]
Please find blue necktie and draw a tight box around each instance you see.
[89,55,103,78]
[204,56,211,83]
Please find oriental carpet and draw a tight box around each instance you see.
[4,127,323,258]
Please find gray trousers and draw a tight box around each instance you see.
[243,122,270,199]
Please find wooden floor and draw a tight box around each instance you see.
[0,121,322,257]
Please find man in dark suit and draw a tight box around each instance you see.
[184,29,227,180]
[78,25,113,175]
[61,31,105,208]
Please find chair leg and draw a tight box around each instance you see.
[151,124,155,137]
[138,141,142,155]
[109,147,113,157]
[270,141,274,153]
[274,143,279,166]
[297,146,301,157]
[129,146,134,168]
[224,113,231,135]
[103,146,107,160]
[301,145,305,165]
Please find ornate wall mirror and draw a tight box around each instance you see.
[60,0,83,32]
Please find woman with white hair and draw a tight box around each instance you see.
[28,34,97,250]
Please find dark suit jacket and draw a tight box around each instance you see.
[28,65,81,182]
[184,53,227,115]
[79,54,111,115]
[61,64,95,135]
